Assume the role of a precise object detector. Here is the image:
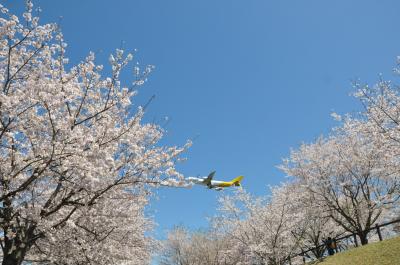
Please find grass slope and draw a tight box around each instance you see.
[318,236,400,265]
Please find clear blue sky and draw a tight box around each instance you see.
[6,0,400,238]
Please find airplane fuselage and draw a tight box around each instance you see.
[187,172,243,191]
[189,178,237,188]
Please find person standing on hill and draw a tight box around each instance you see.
[325,237,336,256]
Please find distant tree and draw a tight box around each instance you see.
[280,123,399,245]
[160,226,228,265]
[0,2,189,264]
[214,186,302,265]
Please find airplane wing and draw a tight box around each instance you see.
[203,171,216,188]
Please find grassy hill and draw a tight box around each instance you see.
[316,236,400,265]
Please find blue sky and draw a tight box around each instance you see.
[6,0,400,238]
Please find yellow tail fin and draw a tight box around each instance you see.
[230,176,244,186]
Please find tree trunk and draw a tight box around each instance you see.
[2,225,36,265]
[358,231,369,245]
[2,250,26,265]
[2,238,30,265]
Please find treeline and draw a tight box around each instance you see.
[160,61,400,265]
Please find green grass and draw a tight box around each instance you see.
[316,236,400,265]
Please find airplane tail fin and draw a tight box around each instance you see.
[204,171,216,188]
[230,176,244,187]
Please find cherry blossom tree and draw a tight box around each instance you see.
[289,183,344,260]
[353,67,400,198]
[214,186,303,265]
[159,226,229,265]
[0,2,189,264]
[280,122,399,245]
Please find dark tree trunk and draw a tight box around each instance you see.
[358,231,369,245]
[2,237,30,265]
[2,224,36,265]
[2,250,27,265]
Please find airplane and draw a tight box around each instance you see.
[187,171,244,191]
